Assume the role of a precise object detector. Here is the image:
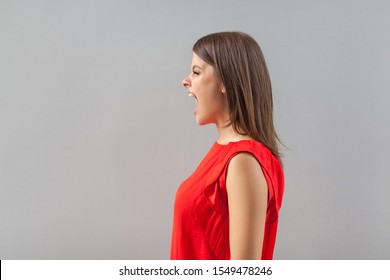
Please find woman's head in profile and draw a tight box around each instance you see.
[182,31,281,160]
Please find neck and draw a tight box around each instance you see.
[215,122,254,145]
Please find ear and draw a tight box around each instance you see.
[221,85,226,94]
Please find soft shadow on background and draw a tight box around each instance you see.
[1,0,389,259]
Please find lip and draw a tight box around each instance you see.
[188,91,198,101]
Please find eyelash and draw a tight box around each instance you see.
[192,71,200,75]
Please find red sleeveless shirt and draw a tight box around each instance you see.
[170,140,284,260]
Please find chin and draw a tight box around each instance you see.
[196,120,207,126]
[196,116,213,126]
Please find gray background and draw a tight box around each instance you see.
[1,0,389,259]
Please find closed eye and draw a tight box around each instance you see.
[192,65,202,76]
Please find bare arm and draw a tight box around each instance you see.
[226,152,268,260]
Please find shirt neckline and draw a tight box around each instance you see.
[214,139,258,147]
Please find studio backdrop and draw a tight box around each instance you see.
[1,0,389,259]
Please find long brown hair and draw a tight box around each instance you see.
[193,31,283,162]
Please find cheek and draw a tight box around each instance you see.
[208,84,225,105]
[196,76,225,111]
[203,92,227,116]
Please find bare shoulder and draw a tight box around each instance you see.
[227,152,265,182]
[229,152,260,169]
[226,152,268,196]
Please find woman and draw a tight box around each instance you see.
[170,32,284,260]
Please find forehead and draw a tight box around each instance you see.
[191,52,209,68]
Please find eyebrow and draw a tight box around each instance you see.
[192,65,202,71]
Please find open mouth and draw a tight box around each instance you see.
[188,92,198,115]
[188,92,198,102]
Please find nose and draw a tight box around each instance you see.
[182,76,191,89]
